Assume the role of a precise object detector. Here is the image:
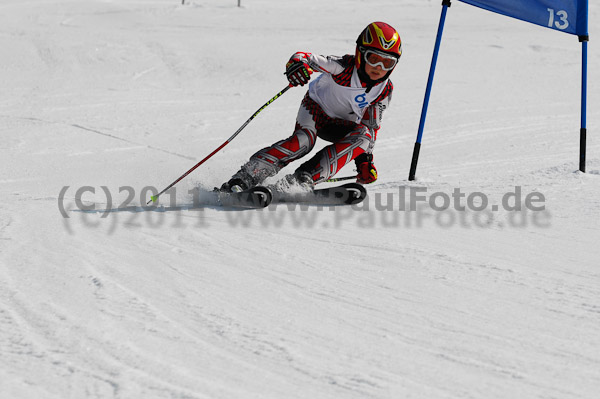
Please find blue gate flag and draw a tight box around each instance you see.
[409,0,589,180]
[458,0,588,36]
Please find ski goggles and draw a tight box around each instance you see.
[363,48,398,71]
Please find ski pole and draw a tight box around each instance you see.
[325,175,356,183]
[147,85,292,204]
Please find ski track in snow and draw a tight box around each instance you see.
[1,0,599,398]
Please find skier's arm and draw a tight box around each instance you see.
[360,87,393,141]
[355,84,393,184]
[285,52,346,86]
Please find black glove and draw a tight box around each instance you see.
[285,60,312,87]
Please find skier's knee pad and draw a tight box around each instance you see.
[293,128,317,156]
[345,128,375,153]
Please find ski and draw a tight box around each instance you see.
[274,182,367,205]
[216,186,273,209]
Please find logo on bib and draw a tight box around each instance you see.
[354,94,369,109]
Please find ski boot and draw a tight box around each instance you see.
[273,170,315,193]
[217,168,257,193]
[219,178,248,193]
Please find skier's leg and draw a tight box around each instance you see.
[222,103,317,191]
[295,126,375,184]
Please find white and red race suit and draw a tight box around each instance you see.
[235,52,393,185]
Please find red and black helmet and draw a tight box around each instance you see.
[355,22,402,85]
[356,21,402,58]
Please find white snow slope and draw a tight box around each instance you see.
[1,1,599,398]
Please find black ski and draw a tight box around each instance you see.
[274,182,367,205]
[217,186,272,208]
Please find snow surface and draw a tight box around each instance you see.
[1,0,599,398]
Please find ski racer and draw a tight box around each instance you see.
[220,21,402,192]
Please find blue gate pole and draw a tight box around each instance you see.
[409,0,452,181]
[579,36,588,172]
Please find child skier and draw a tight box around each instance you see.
[220,21,402,192]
